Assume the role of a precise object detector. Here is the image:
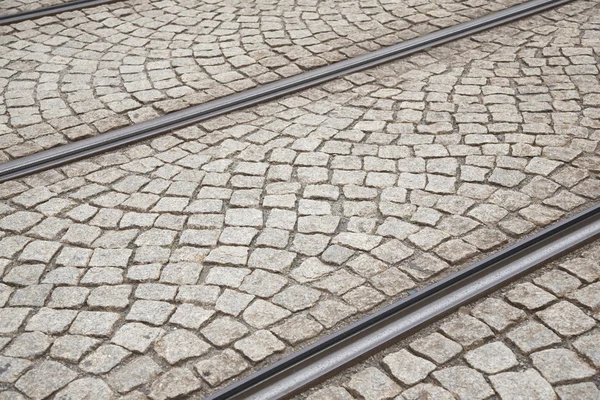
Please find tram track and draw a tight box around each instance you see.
[207,203,600,400]
[0,0,574,183]
[0,0,120,25]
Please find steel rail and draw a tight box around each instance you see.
[0,0,120,25]
[207,203,600,400]
[0,0,572,182]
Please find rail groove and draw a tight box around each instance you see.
[0,0,573,182]
[0,0,119,25]
[207,203,600,400]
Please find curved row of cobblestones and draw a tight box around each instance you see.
[0,0,598,398]
[0,0,527,159]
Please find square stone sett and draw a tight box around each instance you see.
[383,349,436,386]
[272,285,322,312]
[201,317,249,347]
[155,330,211,364]
[195,349,249,387]
[89,248,132,267]
[56,247,92,267]
[440,314,494,347]
[433,366,494,400]
[79,344,131,374]
[291,233,330,256]
[126,300,175,326]
[464,342,517,374]
[370,268,415,296]
[215,289,254,316]
[0,308,31,334]
[107,356,162,394]
[175,284,220,305]
[3,264,46,286]
[160,262,203,285]
[242,299,291,329]
[345,367,401,400]
[536,301,595,336]
[567,282,600,309]
[505,282,556,310]
[531,349,595,384]
[87,285,132,309]
[205,246,249,265]
[470,298,526,332]
[15,360,77,400]
[0,356,31,383]
[573,330,600,367]
[533,269,581,296]
[4,331,51,358]
[62,224,102,246]
[256,228,290,248]
[9,284,52,307]
[127,264,162,281]
[80,267,124,285]
[205,266,251,287]
[560,258,600,283]
[135,283,177,301]
[169,303,214,329]
[149,367,202,400]
[234,330,285,362]
[506,321,561,353]
[409,332,463,364]
[310,300,356,329]
[225,208,263,227]
[306,387,354,400]
[50,335,100,362]
[42,267,82,285]
[248,248,296,272]
[271,314,324,345]
[25,308,78,334]
[489,369,555,400]
[266,209,297,230]
[112,322,164,353]
[19,240,62,263]
[69,311,120,337]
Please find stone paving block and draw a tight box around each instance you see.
[382,349,435,385]
[489,369,555,400]
[531,349,595,384]
[433,366,494,400]
[439,314,494,347]
[345,367,401,400]
[55,378,114,400]
[195,350,249,387]
[506,321,561,354]
[149,367,202,400]
[464,342,517,374]
[470,298,526,332]
[79,344,131,374]
[107,356,162,394]
[15,360,77,400]
[154,330,211,364]
[536,301,596,337]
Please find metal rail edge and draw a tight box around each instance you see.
[207,203,600,400]
[0,0,572,182]
[0,0,119,25]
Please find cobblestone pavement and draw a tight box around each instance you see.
[0,0,529,159]
[0,0,599,398]
[299,239,600,400]
[0,0,71,18]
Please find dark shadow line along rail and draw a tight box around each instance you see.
[0,0,573,182]
[206,203,600,400]
[0,0,120,25]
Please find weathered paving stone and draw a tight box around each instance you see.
[79,344,131,374]
[154,330,210,364]
[382,349,435,386]
[489,369,555,400]
[531,349,595,384]
[195,349,249,387]
[149,367,202,400]
[55,378,114,400]
[15,360,77,400]
[107,356,163,394]
[345,367,401,400]
[400,384,454,400]
[506,321,561,354]
[432,366,494,400]
[555,382,600,400]
[536,301,596,337]
[464,342,517,374]
[409,332,463,364]
[111,323,164,353]
[440,314,494,347]
[234,330,286,362]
